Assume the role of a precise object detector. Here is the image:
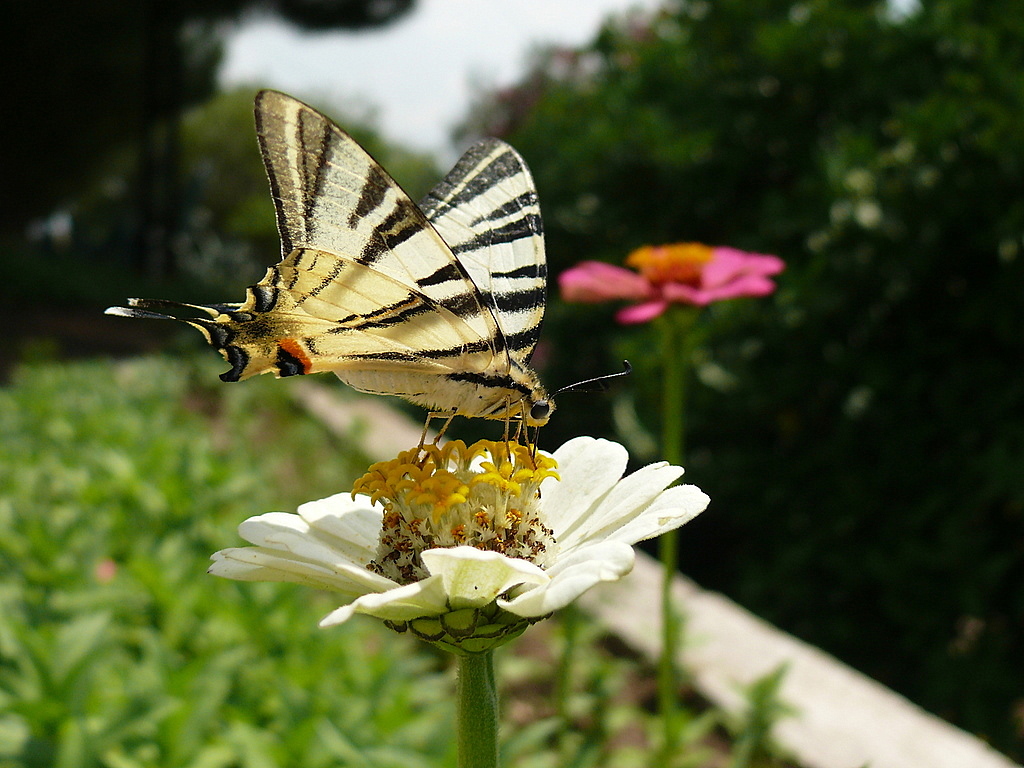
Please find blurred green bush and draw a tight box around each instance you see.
[465,0,1024,756]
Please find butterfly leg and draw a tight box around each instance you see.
[501,407,513,442]
[416,411,456,463]
[418,411,456,453]
[417,415,434,452]
[433,411,457,442]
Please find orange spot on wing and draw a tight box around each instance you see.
[278,338,313,374]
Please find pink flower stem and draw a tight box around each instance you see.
[657,306,700,759]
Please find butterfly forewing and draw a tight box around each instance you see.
[419,140,547,367]
[255,89,503,361]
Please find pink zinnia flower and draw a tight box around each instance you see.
[559,243,784,324]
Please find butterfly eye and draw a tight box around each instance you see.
[530,400,551,423]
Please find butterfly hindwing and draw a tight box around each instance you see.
[274,247,498,376]
[419,139,547,367]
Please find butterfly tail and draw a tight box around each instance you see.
[105,299,252,382]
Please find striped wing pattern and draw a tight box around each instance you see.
[419,140,547,367]
[255,90,501,358]
[106,90,553,426]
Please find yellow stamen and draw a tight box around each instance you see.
[353,439,560,584]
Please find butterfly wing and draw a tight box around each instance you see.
[110,247,497,382]
[254,89,508,369]
[419,139,547,367]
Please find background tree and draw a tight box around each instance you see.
[176,87,440,290]
[1,0,415,276]
[463,0,1024,757]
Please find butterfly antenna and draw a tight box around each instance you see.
[555,360,633,396]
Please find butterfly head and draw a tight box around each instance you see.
[521,376,555,427]
[527,394,553,427]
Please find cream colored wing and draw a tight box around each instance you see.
[106,91,555,424]
[109,247,498,381]
[419,139,547,368]
[254,90,508,369]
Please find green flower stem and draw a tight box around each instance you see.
[657,307,700,758]
[457,650,499,768]
[555,603,580,721]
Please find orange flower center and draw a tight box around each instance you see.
[626,243,713,286]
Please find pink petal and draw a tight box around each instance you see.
[664,274,777,305]
[559,262,651,303]
[615,300,669,324]
[718,273,780,298]
[660,284,712,306]
[702,248,784,289]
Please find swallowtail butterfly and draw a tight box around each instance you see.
[107,90,553,428]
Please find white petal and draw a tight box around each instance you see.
[236,503,379,569]
[541,437,629,536]
[236,511,311,545]
[499,540,635,617]
[556,460,684,551]
[608,484,710,545]
[297,493,382,561]
[319,575,451,627]
[209,545,394,595]
[240,525,366,579]
[420,547,549,610]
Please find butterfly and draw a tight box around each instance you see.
[107,90,553,431]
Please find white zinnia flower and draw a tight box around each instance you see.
[209,436,709,653]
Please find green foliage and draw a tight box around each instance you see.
[499,619,721,768]
[468,0,1024,757]
[726,666,794,768]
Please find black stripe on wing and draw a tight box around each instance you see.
[444,369,533,397]
[300,110,334,226]
[422,146,524,218]
[349,164,390,226]
[448,214,543,256]
[357,196,433,264]
[328,298,433,330]
[344,338,494,362]
[468,192,540,226]
[417,262,467,287]
[489,284,546,316]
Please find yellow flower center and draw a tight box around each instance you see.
[352,439,560,584]
[626,242,714,285]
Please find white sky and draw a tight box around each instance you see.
[220,0,667,161]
